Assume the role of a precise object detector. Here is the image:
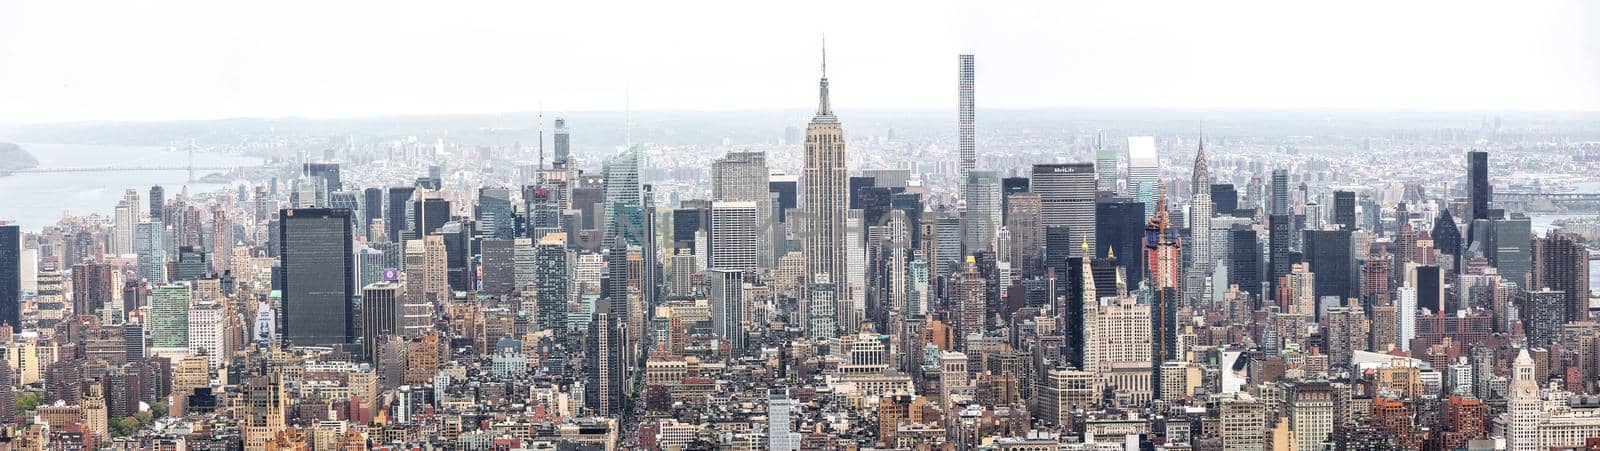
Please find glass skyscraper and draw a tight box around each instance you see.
[279,208,356,347]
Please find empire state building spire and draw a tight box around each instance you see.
[815,36,835,121]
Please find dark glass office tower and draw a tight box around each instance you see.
[1229,227,1262,302]
[1468,151,1490,222]
[1002,177,1030,195]
[0,225,19,332]
[1432,209,1462,269]
[1269,214,1292,293]
[1333,190,1356,231]
[412,197,450,238]
[279,208,355,347]
[440,222,473,292]
[768,179,798,223]
[362,187,383,229]
[1043,225,1074,277]
[672,203,709,252]
[386,186,415,242]
[1151,286,1179,398]
[303,162,342,192]
[853,186,899,227]
[1416,265,1443,314]
[1089,255,1121,300]
[1095,195,1145,284]
[476,187,515,239]
[1303,229,1354,319]
[892,193,923,248]
[848,176,876,209]
[149,185,166,222]
[1271,170,1290,216]
[1210,184,1238,216]
[1001,176,1030,223]
[1062,256,1085,369]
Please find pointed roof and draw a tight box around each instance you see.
[1192,136,1211,192]
[1433,208,1460,235]
[813,35,836,122]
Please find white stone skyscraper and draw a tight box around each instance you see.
[1187,139,1213,304]
[958,54,975,199]
[1506,348,1540,451]
[803,43,848,331]
[1398,285,1417,351]
[114,189,140,255]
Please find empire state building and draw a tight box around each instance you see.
[802,45,848,337]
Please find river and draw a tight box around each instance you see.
[0,143,265,232]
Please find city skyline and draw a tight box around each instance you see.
[3,3,1600,449]
[2,1,1598,123]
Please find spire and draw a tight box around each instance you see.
[537,103,545,173]
[815,34,835,120]
[1192,134,1211,191]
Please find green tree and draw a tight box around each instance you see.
[111,417,140,437]
[14,393,40,412]
[149,400,168,418]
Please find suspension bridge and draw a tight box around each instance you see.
[1,146,271,182]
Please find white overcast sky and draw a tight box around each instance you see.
[1,0,1597,123]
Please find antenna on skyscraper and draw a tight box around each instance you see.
[538,102,545,174]
[821,33,827,78]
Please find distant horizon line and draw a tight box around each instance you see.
[6,105,1598,127]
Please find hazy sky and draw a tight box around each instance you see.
[2,1,1597,123]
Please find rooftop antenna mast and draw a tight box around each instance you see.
[537,102,544,172]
